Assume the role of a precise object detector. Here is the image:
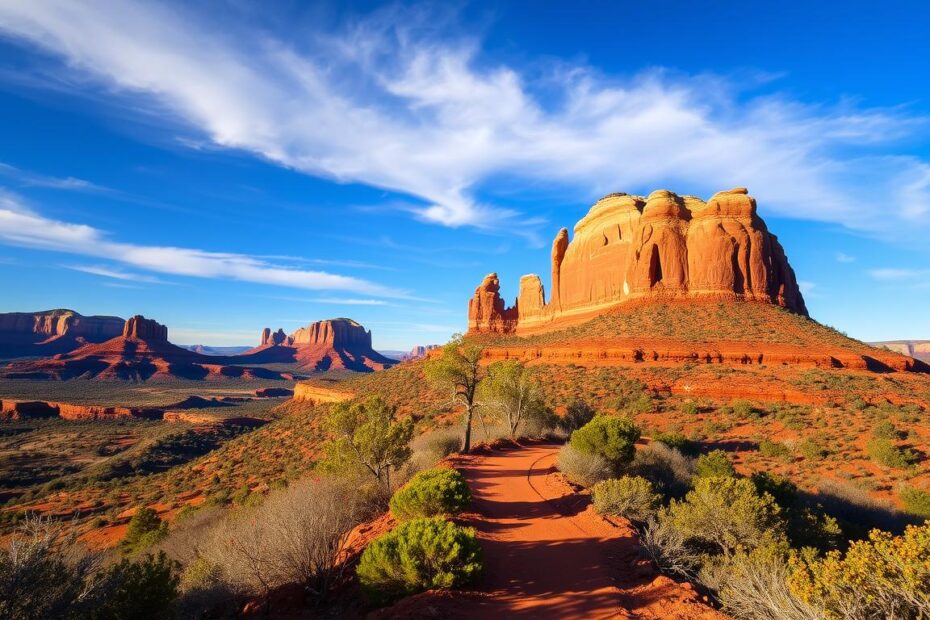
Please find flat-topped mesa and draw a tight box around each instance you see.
[468,187,808,335]
[262,318,373,349]
[0,309,123,340]
[122,315,168,341]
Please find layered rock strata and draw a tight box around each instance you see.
[250,318,394,372]
[468,188,808,335]
[0,309,124,357]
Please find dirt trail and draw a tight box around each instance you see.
[379,442,723,619]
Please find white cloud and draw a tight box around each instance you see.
[0,194,403,297]
[308,297,387,306]
[869,268,930,281]
[65,264,167,283]
[835,252,856,263]
[0,2,928,241]
[0,162,110,193]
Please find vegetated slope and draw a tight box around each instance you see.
[471,300,927,372]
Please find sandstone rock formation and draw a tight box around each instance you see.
[248,318,395,372]
[871,340,930,362]
[468,188,808,334]
[122,315,168,341]
[401,344,440,361]
[1,314,292,382]
[0,309,124,357]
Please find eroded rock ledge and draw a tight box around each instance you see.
[468,188,807,335]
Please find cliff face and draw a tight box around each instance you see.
[252,318,393,372]
[122,315,168,341]
[0,309,125,357]
[469,188,807,335]
[0,309,124,340]
[259,319,373,349]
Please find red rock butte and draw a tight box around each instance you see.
[468,188,808,335]
[251,318,394,372]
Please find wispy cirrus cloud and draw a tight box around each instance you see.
[0,192,404,297]
[0,162,111,193]
[0,1,928,243]
[65,264,168,284]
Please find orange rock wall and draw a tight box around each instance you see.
[469,188,807,334]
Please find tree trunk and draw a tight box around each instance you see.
[462,404,473,453]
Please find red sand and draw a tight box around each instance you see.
[379,442,723,619]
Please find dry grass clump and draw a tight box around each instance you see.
[557,444,612,487]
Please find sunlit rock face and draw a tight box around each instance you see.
[468,188,807,335]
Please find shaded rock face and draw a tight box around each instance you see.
[401,344,440,361]
[260,328,289,346]
[468,188,807,334]
[122,315,168,341]
[0,309,124,357]
[252,318,393,372]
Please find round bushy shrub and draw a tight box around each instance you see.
[357,517,483,605]
[592,476,661,522]
[569,415,641,471]
[557,444,612,488]
[389,468,472,521]
[694,449,736,479]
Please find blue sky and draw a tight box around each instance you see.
[0,1,928,349]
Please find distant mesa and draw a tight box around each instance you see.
[248,318,395,372]
[0,309,124,358]
[469,188,808,335]
[871,340,930,362]
[181,344,252,356]
[1,315,292,382]
[401,344,440,361]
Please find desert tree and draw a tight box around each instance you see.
[479,360,547,439]
[321,396,413,491]
[424,334,485,453]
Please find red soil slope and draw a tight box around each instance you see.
[380,443,722,619]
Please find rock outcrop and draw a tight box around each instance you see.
[248,318,395,372]
[0,309,124,357]
[469,188,808,335]
[401,344,441,361]
[122,315,168,341]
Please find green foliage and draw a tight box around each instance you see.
[357,518,482,606]
[651,431,697,456]
[752,472,840,551]
[899,485,930,519]
[694,450,736,479]
[569,415,641,471]
[478,361,550,438]
[873,419,901,440]
[796,438,829,461]
[121,507,168,554]
[592,476,660,522]
[731,399,760,419]
[679,401,700,416]
[669,476,785,556]
[389,468,472,522]
[759,440,792,460]
[558,399,596,433]
[321,397,414,489]
[789,523,930,619]
[866,437,918,469]
[424,334,485,453]
[89,552,180,620]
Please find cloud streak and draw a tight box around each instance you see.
[0,2,928,242]
[0,193,403,297]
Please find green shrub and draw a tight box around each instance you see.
[389,468,472,522]
[867,438,918,469]
[357,518,482,605]
[669,476,785,556]
[592,476,660,522]
[732,400,759,419]
[121,507,168,554]
[873,419,900,440]
[797,438,829,461]
[759,440,792,460]
[679,401,700,416]
[569,416,641,471]
[694,450,736,479]
[899,485,930,518]
[652,431,698,456]
[92,552,180,619]
[558,399,596,433]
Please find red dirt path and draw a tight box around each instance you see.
[378,442,723,619]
